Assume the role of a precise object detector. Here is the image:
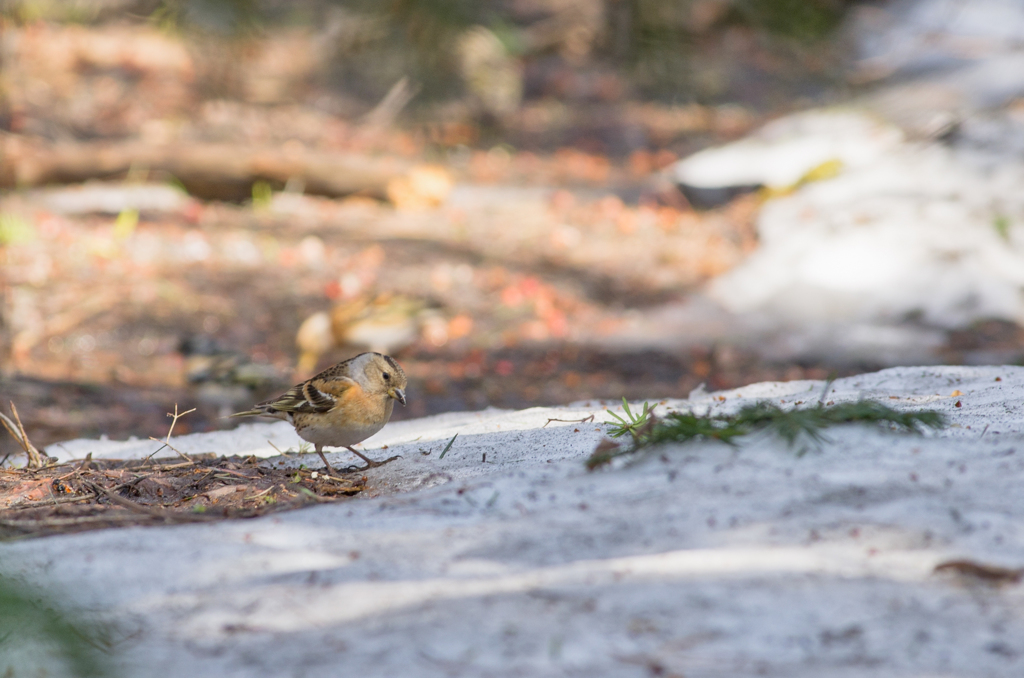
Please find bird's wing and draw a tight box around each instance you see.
[256,376,357,414]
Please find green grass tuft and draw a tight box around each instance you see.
[588,398,945,470]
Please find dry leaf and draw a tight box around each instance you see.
[0,479,53,507]
[935,559,1023,585]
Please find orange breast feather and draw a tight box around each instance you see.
[319,379,386,426]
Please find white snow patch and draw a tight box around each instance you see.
[706,140,1024,328]
[672,110,903,189]
[5,366,1024,677]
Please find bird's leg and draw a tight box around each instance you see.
[345,446,401,470]
[315,444,337,475]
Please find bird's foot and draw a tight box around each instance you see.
[360,454,402,469]
[345,447,401,471]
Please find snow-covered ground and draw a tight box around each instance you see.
[4,365,1024,677]
[643,0,1024,366]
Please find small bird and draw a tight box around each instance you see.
[230,352,407,473]
[294,293,426,378]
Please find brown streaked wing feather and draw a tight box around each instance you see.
[255,385,311,413]
[255,374,357,414]
[302,380,337,412]
[256,376,345,414]
[308,375,358,399]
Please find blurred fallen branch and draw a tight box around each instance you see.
[0,135,451,206]
[0,402,44,469]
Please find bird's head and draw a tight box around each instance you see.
[356,352,407,406]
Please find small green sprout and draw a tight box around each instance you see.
[605,398,656,440]
[438,433,458,460]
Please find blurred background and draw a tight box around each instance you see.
[2,0,1024,457]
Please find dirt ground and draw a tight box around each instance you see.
[0,452,365,539]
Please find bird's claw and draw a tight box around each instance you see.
[349,454,401,471]
[331,455,402,475]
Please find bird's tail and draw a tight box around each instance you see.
[227,409,263,418]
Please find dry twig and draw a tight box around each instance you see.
[82,479,212,523]
[0,402,44,469]
[147,404,197,463]
[543,414,596,428]
[8,493,98,511]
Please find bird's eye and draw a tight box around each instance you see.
[383,372,390,380]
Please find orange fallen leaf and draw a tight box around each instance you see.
[1,478,53,507]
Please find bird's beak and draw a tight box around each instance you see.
[389,387,406,406]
